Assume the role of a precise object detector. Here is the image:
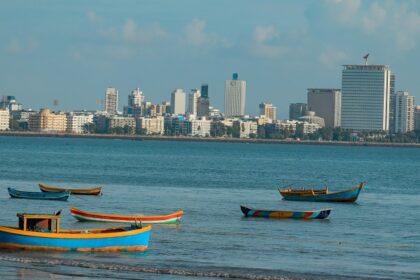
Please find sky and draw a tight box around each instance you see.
[1,0,419,118]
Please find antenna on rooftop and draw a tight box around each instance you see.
[363,53,369,65]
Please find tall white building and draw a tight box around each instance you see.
[224,73,246,117]
[307,88,341,128]
[395,91,415,133]
[341,64,391,131]
[105,87,118,115]
[187,89,201,115]
[171,89,186,115]
[0,108,10,130]
[259,102,277,121]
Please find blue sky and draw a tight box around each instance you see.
[1,0,419,118]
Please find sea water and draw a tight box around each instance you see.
[0,136,419,279]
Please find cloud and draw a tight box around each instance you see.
[362,2,386,33]
[319,47,349,68]
[184,19,207,46]
[6,38,38,54]
[122,19,167,44]
[87,11,99,23]
[251,25,288,58]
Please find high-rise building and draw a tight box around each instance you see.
[289,103,308,120]
[28,108,67,132]
[389,74,396,132]
[128,88,144,107]
[187,89,201,115]
[105,87,118,115]
[307,88,341,128]
[415,106,420,130]
[259,102,277,121]
[197,84,210,117]
[395,91,415,133]
[341,64,391,131]
[171,89,186,115]
[224,73,246,117]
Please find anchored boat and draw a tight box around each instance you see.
[0,212,151,252]
[240,205,332,219]
[8,188,69,201]
[279,183,364,202]
[39,183,102,196]
[70,207,184,225]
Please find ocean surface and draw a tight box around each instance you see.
[0,136,419,280]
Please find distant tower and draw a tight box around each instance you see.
[395,91,415,133]
[307,88,341,128]
[128,88,144,107]
[105,87,118,115]
[289,103,307,120]
[187,89,201,115]
[341,63,391,130]
[224,73,246,117]
[171,89,186,115]
[259,103,277,120]
[197,84,210,117]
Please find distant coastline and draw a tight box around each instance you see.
[1,131,419,148]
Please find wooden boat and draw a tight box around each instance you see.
[8,188,69,201]
[0,212,151,252]
[70,207,184,225]
[240,205,331,219]
[39,183,102,196]
[278,183,364,202]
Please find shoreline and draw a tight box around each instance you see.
[1,131,419,148]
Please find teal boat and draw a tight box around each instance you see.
[278,183,364,202]
[8,188,70,201]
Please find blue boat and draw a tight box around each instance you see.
[278,183,364,202]
[0,212,151,252]
[8,187,70,201]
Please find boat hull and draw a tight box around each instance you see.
[8,188,69,201]
[279,183,364,202]
[0,225,151,252]
[39,183,102,195]
[240,205,331,219]
[70,207,183,225]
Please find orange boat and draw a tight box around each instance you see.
[39,183,102,196]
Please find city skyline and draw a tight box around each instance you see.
[1,1,420,118]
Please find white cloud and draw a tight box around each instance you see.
[122,19,166,44]
[362,2,386,33]
[87,11,99,23]
[319,47,349,68]
[325,0,362,25]
[185,18,207,46]
[6,38,38,54]
[251,25,288,58]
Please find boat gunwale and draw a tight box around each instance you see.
[70,207,184,221]
[39,183,102,194]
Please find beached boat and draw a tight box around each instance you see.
[0,212,151,252]
[240,205,331,219]
[278,183,364,202]
[8,188,69,201]
[70,207,184,224]
[39,183,102,195]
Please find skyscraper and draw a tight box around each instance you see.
[341,64,391,130]
[415,106,420,130]
[171,89,186,115]
[187,89,201,115]
[289,103,307,120]
[259,102,277,120]
[389,74,396,132]
[307,88,341,128]
[105,87,118,115]
[197,84,210,117]
[224,73,246,117]
[395,91,415,133]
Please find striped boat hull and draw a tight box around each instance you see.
[70,207,184,225]
[0,225,151,252]
[240,205,331,219]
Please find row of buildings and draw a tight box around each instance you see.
[289,61,418,133]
